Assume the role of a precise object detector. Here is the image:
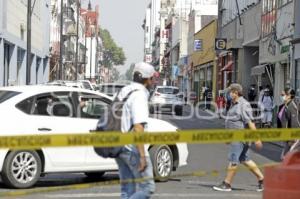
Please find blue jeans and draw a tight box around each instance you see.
[115,147,155,199]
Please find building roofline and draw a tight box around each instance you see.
[194,18,217,36]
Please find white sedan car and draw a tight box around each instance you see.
[0,86,188,188]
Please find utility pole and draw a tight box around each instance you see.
[26,0,32,85]
[59,0,64,80]
[75,0,80,80]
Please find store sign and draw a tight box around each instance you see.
[161,29,169,43]
[281,45,290,54]
[145,54,152,63]
[215,38,227,50]
[194,39,203,51]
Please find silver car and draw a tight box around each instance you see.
[149,86,183,116]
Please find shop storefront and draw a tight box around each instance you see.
[194,62,214,101]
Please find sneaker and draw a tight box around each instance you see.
[257,180,264,192]
[213,181,232,192]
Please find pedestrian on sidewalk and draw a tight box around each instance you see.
[216,93,226,118]
[260,87,274,128]
[116,62,155,199]
[213,83,264,192]
[277,88,300,160]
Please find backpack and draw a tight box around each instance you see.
[93,89,138,158]
[261,94,274,102]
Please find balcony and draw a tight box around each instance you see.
[64,6,75,23]
[65,40,75,53]
[65,52,74,63]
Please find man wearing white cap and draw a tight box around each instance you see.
[115,62,155,199]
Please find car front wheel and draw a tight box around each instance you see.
[2,151,42,188]
[149,145,173,182]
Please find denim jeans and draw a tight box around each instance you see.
[228,142,250,164]
[115,147,155,199]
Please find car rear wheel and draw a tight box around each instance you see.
[149,145,173,182]
[2,151,42,188]
[85,171,105,179]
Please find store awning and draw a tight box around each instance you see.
[251,64,267,76]
[221,61,233,71]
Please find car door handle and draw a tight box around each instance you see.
[38,128,52,132]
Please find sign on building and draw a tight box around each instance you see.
[161,29,169,43]
[145,54,152,63]
[194,39,203,51]
[215,38,227,51]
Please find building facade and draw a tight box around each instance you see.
[218,0,295,106]
[0,0,50,86]
[192,19,217,101]
[293,0,300,96]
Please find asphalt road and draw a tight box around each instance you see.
[0,107,282,199]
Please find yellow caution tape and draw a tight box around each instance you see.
[0,128,299,149]
[0,162,280,197]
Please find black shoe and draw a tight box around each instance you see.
[213,181,232,192]
[257,180,264,192]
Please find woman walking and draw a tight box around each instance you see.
[277,88,300,159]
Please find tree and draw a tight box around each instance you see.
[125,63,135,80]
[99,28,126,68]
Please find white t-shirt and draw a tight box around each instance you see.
[117,82,150,155]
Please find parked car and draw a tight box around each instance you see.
[78,80,94,90]
[149,86,183,116]
[96,83,128,97]
[45,80,94,90]
[0,85,188,188]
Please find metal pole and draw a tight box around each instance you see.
[84,16,87,79]
[90,32,92,81]
[59,0,64,80]
[75,0,80,80]
[235,0,242,26]
[26,0,32,85]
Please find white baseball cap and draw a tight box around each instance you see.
[133,62,156,78]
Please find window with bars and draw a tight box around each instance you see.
[261,0,277,37]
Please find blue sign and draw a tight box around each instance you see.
[172,64,179,80]
[194,40,203,51]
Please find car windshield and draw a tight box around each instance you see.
[157,88,179,95]
[0,90,20,104]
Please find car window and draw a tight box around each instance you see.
[157,88,179,95]
[78,94,109,119]
[0,90,20,104]
[32,93,74,117]
[16,96,35,114]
